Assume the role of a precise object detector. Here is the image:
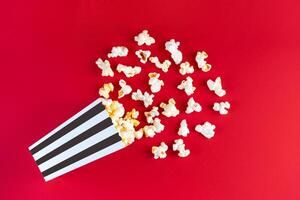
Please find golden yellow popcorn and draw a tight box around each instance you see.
[99,83,114,99]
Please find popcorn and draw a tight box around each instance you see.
[118,79,132,98]
[153,118,165,133]
[144,106,160,124]
[135,50,151,64]
[116,64,141,78]
[149,56,171,72]
[124,108,140,127]
[134,30,155,46]
[152,142,168,159]
[143,125,156,138]
[178,119,190,137]
[131,89,154,108]
[195,122,216,139]
[172,139,190,157]
[102,99,125,122]
[95,58,114,77]
[213,101,230,115]
[107,46,128,58]
[177,76,196,96]
[195,51,211,72]
[165,39,183,64]
[179,61,194,75]
[148,72,164,93]
[99,83,114,99]
[185,97,202,114]
[160,98,180,117]
[207,77,226,97]
[115,118,136,145]
[134,128,144,140]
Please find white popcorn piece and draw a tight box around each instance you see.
[148,72,164,93]
[116,64,141,78]
[135,50,151,64]
[95,58,114,77]
[134,30,155,46]
[179,61,194,75]
[102,100,125,122]
[195,51,211,72]
[153,118,165,133]
[107,46,128,58]
[213,101,231,115]
[152,142,168,159]
[149,56,171,72]
[160,98,180,117]
[143,125,157,138]
[172,139,190,158]
[195,122,216,139]
[178,119,190,137]
[135,128,144,140]
[207,77,226,97]
[118,79,132,98]
[144,106,160,124]
[165,39,183,64]
[177,76,196,96]
[185,97,202,114]
[131,89,154,108]
[99,83,114,99]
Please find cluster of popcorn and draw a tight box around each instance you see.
[96,30,231,158]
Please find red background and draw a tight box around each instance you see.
[1,0,300,199]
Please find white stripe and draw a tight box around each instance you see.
[32,110,108,160]
[44,141,125,181]
[38,125,117,172]
[29,99,101,150]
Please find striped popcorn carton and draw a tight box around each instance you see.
[28,99,125,182]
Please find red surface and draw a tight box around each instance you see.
[1,0,300,199]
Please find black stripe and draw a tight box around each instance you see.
[35,117,113,165]
[42,133,121,177]
[30,102,105,154]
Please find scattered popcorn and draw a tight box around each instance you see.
[172,139,190,157]
[143,125,157,138]
[185,97,202,114]
[149,56,171,72]
[195,121,216,139]
[99,83,114,99]
[124,108,140,127]
[148,72,164,93]
[134,128,144,140]
[160,98,180,117]
[134,30,155,46]
[177,76,196,96]
[95,58,114,77]
[131,89,154,108]
[118,79,132,98]
[153,118,165,133]
[195,51,212,72]
[179,61,194,75]
[178,119,190,137]
[213,101,230,115]
[165,39,183,64]
[135,50,151,64]
[102,99,125,123]
[116,64,141,78]
[207,77,226,97]
[107,46,128,58]
[115,118,136,145]
[152,142,168,159]
[144,106,160,124]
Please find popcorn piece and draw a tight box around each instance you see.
[195,51,211,72]
[179,61,194,75]
[152,142,168,159]
[115,118,136,145]
[149,56,171,72]
[124,108,140,127]
[207,77,226,97]
[143,125,156,138]
[195,122,216,139]
[134,128,144,140]
[160,98,180,117]
[135,50,151,64]
[95,58,114,77]
[107,46,128,58]
[134,30,155,46]
[172,139,190,158]
[144,106,160,124]
[118,79,132,98]
[99,83,114,99]
[148,72,164,93]
[185,97,202,114]
[178,119,190,137]
[165,39,183,64]
[177,76,196,96]
[213,101,231,115]
[116,64,141,78]
[131,89,154,108]
[153,118,164,133]
[103,99,125,122]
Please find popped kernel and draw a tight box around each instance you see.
[116,64,141,78]
[99,83,114,99]
[152,142,168,159]
[144,106,160,124]
[213,101,231,115]
[118,79,132,98]
[177,76,196,96]
[165,39,183,64]
[160,98,180,117]
[148,72,164,93]
[195,51,211,72]
[195,121,216,139]
[172,139,190,157]
[179,61,194,75]
[207,77,226,97]
[107,46,128,58]
[149,56,171,72]
[95,58,114,77]
[134,30,155,46]
[131,89,154,108]
[135,50,151,64]
[178,119,190,137]
[185,97,202,114]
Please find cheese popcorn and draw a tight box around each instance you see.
[153,118,165,133]
[195,51,211,72]
[131,89,154,108]
[165,39,183,64]
[152,142,168,159]
[149,56,171,72]
[135,50,151,64]
[116,64,141,78]
[179,61,194,75]
[185,97,202,114]
[95,58,114,77]
[207,77,226,97]
[160,98,180,117]
[178,119,190,137]
[148,72,164,93]
[134,30,155,46]
[144,106,160,124]
[172,139,190,158]
[118,79,132,98]
[107,46,128,58]
[213,101,230,115]
[99,83,114,99]
[177,76,196,96]
[195,121,216,139]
